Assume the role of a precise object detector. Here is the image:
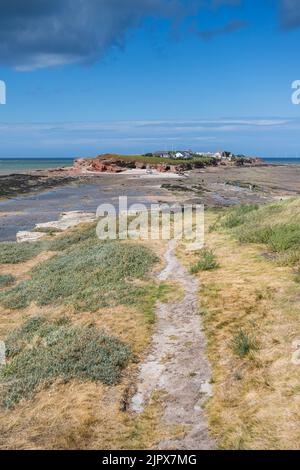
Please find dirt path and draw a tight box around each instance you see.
[131,240,215,449]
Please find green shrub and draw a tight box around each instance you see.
[0,274,15,288]
[190,249,219,273]
[267,224,300,252]
[231,330,257,358]
[236,225,273,245]
[236,223,300,253]
[0,241,158,311]
[0,316,131,408]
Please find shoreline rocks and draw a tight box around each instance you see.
[17,211,96,243]
[0,173,78,199]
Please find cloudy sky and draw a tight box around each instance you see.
[0,0,300,157]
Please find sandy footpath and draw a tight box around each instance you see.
[131,240,214,450]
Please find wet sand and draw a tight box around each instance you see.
[163,164,300,207]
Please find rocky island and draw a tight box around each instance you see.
[0,151,264,199]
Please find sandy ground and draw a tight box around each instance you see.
[119,169,182,178]
[85,168,183,178]
[131,240,214,450]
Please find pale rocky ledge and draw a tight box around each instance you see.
[16,211,96,243]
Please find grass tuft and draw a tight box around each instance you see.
[231,330,257,358]
[190,249,219,273]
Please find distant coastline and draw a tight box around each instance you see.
[2,156,300,175]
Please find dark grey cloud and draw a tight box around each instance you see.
[195,19,247,39]
[0,0,185,70]
[280,0,300,29]
[0,0,292,71]
[0,0,250,71]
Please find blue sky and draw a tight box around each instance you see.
[0,0,300,157]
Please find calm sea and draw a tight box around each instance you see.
[263,158,300,164]
[0,158,74,175]
[1,157,300,175]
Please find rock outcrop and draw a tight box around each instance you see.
[72,153,263,175]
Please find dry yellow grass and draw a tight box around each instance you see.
[179,210,300,449]
[0,379,172,450]
[0,250,55,279]
[0,236,177,450]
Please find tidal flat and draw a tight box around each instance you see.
[0,164,299,242]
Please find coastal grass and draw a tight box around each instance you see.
[213,198,300,265]
[0,316,131,408]
[178,204,300,449]
[0,241,44,264]
[46,223,97,251]
[219,204,259,229]
[231,330,258,358]
[0,222,174,449]
[0,274,15,288]
[0,222,98,265]
[0,239,159,311]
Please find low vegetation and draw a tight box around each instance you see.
[216,199,300,263]
[93,153,217,167]
[0,316,131,408]
[231,330,257,358]
[179,197,300,449]
[190,249,219,273]
[0,240,158,311]
[0,274,15,288]
[0,222,169,449]
[0,223,98,264]
[0,241,44,264]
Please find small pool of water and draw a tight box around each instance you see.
[0,180,163,241]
